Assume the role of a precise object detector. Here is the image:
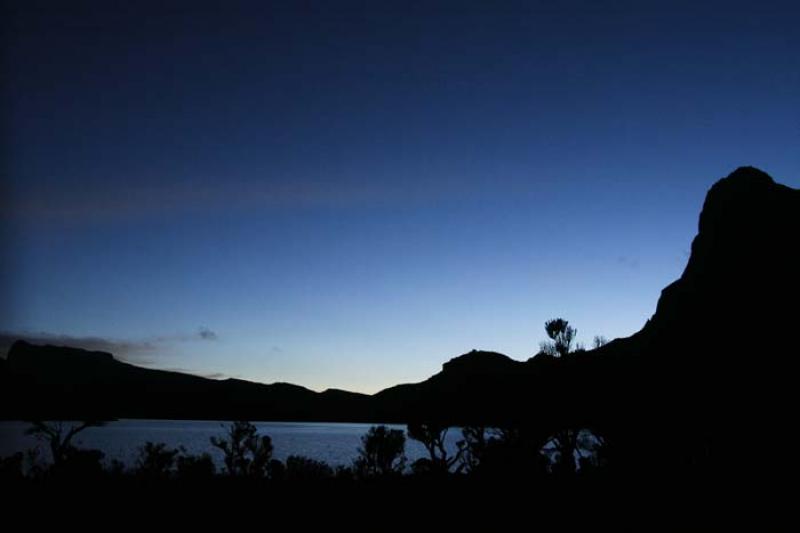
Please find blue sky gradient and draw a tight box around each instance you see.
[2,1,799,392]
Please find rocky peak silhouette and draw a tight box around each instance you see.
[636,166,799,359]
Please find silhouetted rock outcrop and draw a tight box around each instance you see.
[575,166,800,478]
[636,166,799,352]
[373,350,531,424]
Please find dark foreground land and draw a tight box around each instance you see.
[4,472,789,528]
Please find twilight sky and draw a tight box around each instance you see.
[1,0,798,393]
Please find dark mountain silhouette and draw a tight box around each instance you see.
[0,340,371,421]
[1,166,797,477]
[371,166,798,438]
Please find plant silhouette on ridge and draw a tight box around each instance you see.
[541,318,577,357]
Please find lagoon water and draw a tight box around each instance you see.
[0,419,463,468]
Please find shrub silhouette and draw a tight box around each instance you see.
[210,420,273,478]
[267,459,286,481]
[540,318,577,357]
[333,464,355,481]
[106,458,127,478]
[176,452,216,480]
[353,425,406,478]
[52,448,106,479]
[135,441,182,479]
[471,426,550,478]
[285,455,334,481]
[541,428,609,475]
[543,428,580,475]
[593,335,608,349]
[407,422,462,475]
[0,452,24,482]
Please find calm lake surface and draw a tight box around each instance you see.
[0,420,464,468]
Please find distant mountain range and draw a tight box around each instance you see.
[2,166,798,468]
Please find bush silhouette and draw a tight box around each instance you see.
[52,448,106,480]
[210,420,273,478]
[135,441,182,479]
[471,426,550,478]
[540,428,610,475]
[353,425,406,478]
[176,452,216,480]
[0,452,24,482]
[285,455,334,481]
[543,428,580,475]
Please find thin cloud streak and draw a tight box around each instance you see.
[161,368,230,380]
[1,176,471,225]
[198,327,218,341]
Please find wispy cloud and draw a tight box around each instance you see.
[616,255,640,270]
[197,326,218,341]
[161,368,230,380]
[1,177,464,225]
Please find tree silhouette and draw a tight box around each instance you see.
[542,428,608,475]
[353,425,406,478]
[407,422,464,474]
[456,426,489,474]
[210,420,273,478]
[593,335,608,349]
[541,318,577,357]
[453,426,551,478]
[25,420,106,465]
[544,428,580,475]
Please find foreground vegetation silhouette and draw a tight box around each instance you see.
[1,417,611,486]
